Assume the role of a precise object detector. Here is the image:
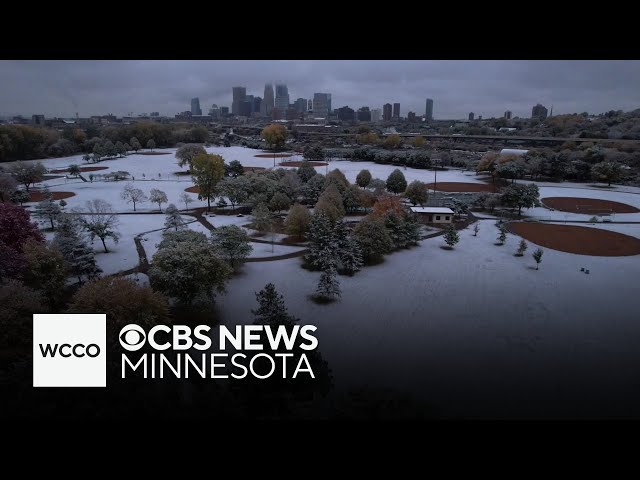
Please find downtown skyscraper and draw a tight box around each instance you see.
[425,98,434,121]
[232,87,246,116]
[261,83,274,117]
[274,84,290,118]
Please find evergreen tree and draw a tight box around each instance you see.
[532,248,544,270]
[302,173,326,204]
[443,224,460,249]
[335,222,363,275]
[297,161,317,183]
[251,283,298,327]
[516,238,528,256]
[315,266,341,301]
[53,226,102,284]
[497,224,507,245]
[164,203,185,231]
[216,197,228,209]
[383,211,408,249]
[305,212,339,271]
[402,213,422,246]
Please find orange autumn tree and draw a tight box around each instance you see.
[372,194,406,218]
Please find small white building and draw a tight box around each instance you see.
[499,148,529,156]
[410,207,454,224]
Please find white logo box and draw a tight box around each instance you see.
[33,314,106,387]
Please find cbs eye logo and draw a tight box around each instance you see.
[119,324,146,351]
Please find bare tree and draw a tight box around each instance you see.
[179,192,194,211]
[82,199,120,253]
[121,183,147,212]
[149,188,168,212]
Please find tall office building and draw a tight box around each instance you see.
[239,94,254,117]
[261,84,274,117]
[371,108,381,122]
[383,103,392,121]
[253,97,262,115]
[531,104,548,120]
[425,98,433,121]
[232,87,246,116]
[307,99,313,111]
[504,110,512,120]
[393,103,400,119]
[337,106,355,121]
[295,98,307,113]
[468,112,475,121]
[313,93,332,118]
[208,104,220,119]
[274,84,290,116]
[191,97,202,116]
[357,106,371,122]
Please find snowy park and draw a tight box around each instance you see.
[7,145,640,417]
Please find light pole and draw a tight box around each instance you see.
[433,158,440,202]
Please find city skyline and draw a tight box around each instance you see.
[1,60,640,119]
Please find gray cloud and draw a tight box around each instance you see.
[1,60,639,119]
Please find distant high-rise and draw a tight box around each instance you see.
[504,110,512,120]
[261,84,274,117]
[220,106,229,117]
[274,84,290,117]
[295,98,307,113]
[478,115,482,121]
[31,114,45,125]
[357,106,371,122]
[371,108,381,122]
[393,103,400,119]
[468,112,475,121]
[191,98,202,116]
[232,87,246,116]
[307,99,313,111]
[383,103,392,121]
[337,106,355,122]
[253,97,262,116]
[240,95,254,117]
[313,93,332,118]
[531,103,548,120]
[209,104,220,119]
[425,98,433,121]
[407,112,417,122]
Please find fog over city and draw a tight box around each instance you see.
[1,60,639,119]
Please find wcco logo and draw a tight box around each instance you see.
[33,314,106,387]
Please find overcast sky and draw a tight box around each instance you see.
[1,60,639,120]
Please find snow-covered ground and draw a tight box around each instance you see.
[93,214,184,275]
[17,147,640,417]
[216,221,640,418]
